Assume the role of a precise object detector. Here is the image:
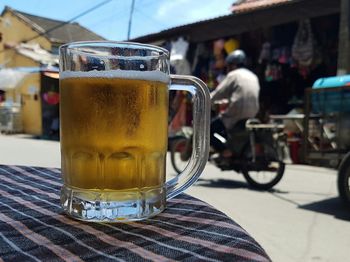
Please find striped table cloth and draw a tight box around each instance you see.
[0,165,270,262]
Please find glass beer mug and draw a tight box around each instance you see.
[59,42,210,222]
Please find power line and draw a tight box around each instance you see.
[127,0,136,40]
[134,6,167,28]
[0,0,113,58]
[84,1,127,37]
[24,0,113,43]
[86,0,159,40]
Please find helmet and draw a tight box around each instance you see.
[225,49,247,66]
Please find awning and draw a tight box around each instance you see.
[0,67,59,90]
[43,72,59,79]
[0,68,30,90]
[14,43,58,65]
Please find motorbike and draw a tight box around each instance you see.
[169,118,287,190]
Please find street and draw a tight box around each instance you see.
[0,134,349,261]
[188,162,350,262]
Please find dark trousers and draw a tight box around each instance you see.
[210,117,227,152]
[210,118,248,153]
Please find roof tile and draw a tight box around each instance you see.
[231,0,292,13]
[4,6,105,43]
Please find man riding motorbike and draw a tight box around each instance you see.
[210,49,260,160]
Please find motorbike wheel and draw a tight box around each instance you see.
[337,153,350,206]
[170,137,191,174]
[241,143,285,190]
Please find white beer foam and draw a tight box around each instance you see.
[60,70,170,83]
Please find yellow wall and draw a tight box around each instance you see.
[0,10,52,67]
[4,89,15,103]
[0,9,55,135]
[15,73,42,135]
[4,72,45,136]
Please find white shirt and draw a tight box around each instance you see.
[211,68,260,130]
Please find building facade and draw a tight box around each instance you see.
[0,6,105,136]
[0,6,105,68]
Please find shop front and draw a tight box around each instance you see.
[0,67,59,138]
[133,0,340,130]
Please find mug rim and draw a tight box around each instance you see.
[59,41,169,58]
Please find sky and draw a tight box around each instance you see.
[0,0,235,40]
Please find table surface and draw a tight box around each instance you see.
[0,165,270,262]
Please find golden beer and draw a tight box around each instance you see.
[60,73,169,194]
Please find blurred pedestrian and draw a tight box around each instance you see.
[210,49,260,158]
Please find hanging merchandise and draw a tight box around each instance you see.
[170,37,189,61]
[265,64,282,82]
[258,42,271,64]
[170,37,191,75]
[273,64,283,80]
[171,59,191,75]
[191,43,208,73]
[214,54,226,69]
[224,38,239,54]
[213,39,225,56]
[278,46,291,64]
[265,64,273,82]
[213,39,227,71]
[292,19,314,67]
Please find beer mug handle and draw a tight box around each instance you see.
[166,75,211,199]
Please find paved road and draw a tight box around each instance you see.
[187,163,350,262]
[0,134,349,261]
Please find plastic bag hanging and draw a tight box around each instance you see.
[292,19,314,67]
